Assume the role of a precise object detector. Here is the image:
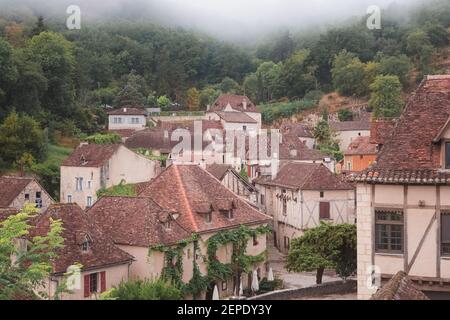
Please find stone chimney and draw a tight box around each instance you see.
[243,99,247,110]
[123,107,127,113]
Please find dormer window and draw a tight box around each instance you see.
[446,142,450,169]
[82,235,91,252]
[221,209,234,220]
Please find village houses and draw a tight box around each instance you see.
[30,203,134,300]
[60,143,160,209]
[280,122,316,149]
[351,75,450,300]
[330,111,372,151]
[254,162,355,253]
[108,107,147,131]
[88,164,271,299]
[0,176,53,212]
[341,136,377,173]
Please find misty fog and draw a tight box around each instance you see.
[0,0,426,42]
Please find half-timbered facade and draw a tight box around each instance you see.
[254,162,355,253]
[350,75,450,300]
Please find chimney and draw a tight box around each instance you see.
[123,107,127,113]
[243,99,247,110]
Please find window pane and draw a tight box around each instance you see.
[446,142,450,169]
[442,213,450,242]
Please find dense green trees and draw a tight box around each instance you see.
[369,75,404,119]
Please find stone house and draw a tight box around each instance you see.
[350,76,450,300]
[108,107,146,131]
[206,94,262,129]
[30,204,133,300]
[254,162,355,253]
[330,112,372,151]
[342,136,377,173]
[280,122,316,149]
[0,176,53,212]
[60,143,159,209]
[88,164,271,299]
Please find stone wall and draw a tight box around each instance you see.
[248,280,356,300]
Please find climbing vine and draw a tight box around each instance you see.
[148,224,270,298]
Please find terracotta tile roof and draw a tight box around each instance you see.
[125,120,223,153]
[30,204,133,274]
[369,118,398,145]
[330,112,371,131]
[138,165,270,234]
[350,76,450,185]
[280,122,313,138]
[278,135,327,161]
[206,164,232,180]
[210,94,259,113]
[108,107,146,116]
[216,111,257,124]
[0,176,33,207]
[371,271,429,300]
[62,144,121,167]
[87,196,190,246]
[345,136,377,155]
[254,162,353,190]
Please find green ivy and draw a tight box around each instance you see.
[148,225,270,298]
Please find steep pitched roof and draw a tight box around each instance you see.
[0,176,33,207]
[62,144,121,167]
[125,120,223,153]
[350,75,450,185]
[371,271,429,300]
[370,118,398,145]
[254,162,353,191]
[216,111,257,124]
[345,136,377,155]
[138,165,270,234]
[108,107,146,116]
[87,196,190,246]
[330,112,371,132]
[280,122,313,138]
[210,94,259,113]
[31,204,133,274]
[206,164,232,180]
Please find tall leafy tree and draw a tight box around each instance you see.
[279,50,317,99]
[0,38,18,109]
[0,204,64,300]
[186,87,200,110]
[331,50,366,96]
[369,75,404,119]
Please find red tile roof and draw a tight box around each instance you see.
[31,204,133,274]
[370,118,398,145]
[350,76,450,184]
[62,144,121,167]
[206,164,232,180]
[0,176,33,207]
[108,107,146,116]
[345,136,377,155]
[216,111,257,124]
[87,196,190,246]
[210,94,259,113]
[138,165,270,234]
[330,112,372,131]
[254,162,353,190]
[280,122,313,138]
[371,271,429,300]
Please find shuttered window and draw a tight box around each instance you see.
[375,210,404,253]
[446,142,450,169]
[441,213,450,256]
[319,202,330,220]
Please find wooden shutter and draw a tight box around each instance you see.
[100,271,106,293]
[84,275,90,298]
[319,202,330,220]
[442,213,450,242]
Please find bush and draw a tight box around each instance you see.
[259,98,318,123]
[85,133,122,144]
[102,278,182,300]
[258,278,283,293]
